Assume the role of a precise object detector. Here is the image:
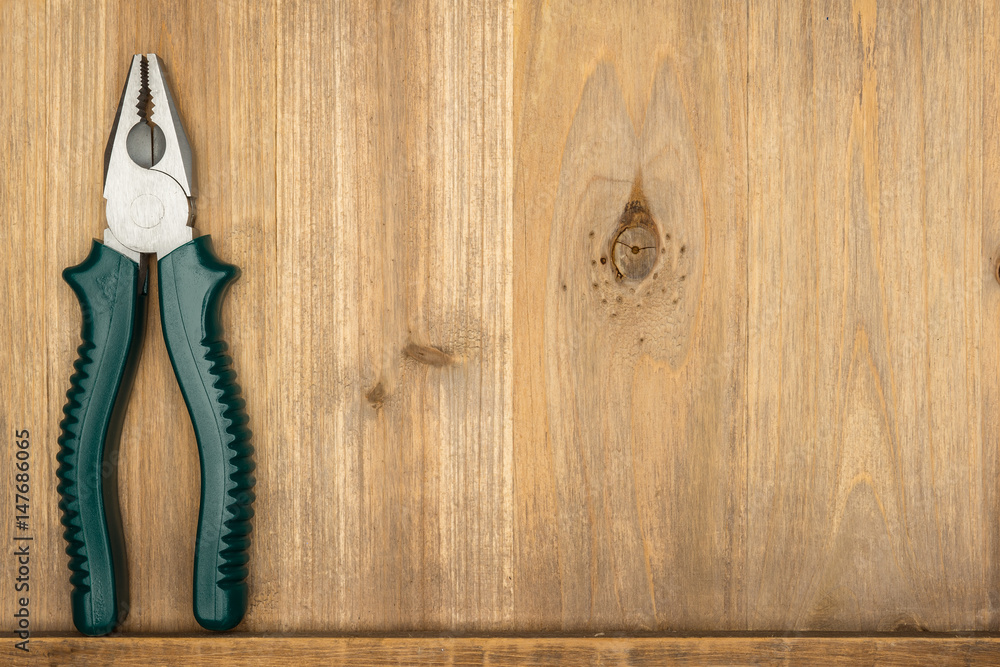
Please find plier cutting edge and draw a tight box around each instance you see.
[57,54,255,635]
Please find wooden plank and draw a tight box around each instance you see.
[9,635,1000,666]
[270,0,513,632]
[17,0,512,634]
[37,0,276,632]
[0,0,52,634]
[4,0,998,642]
[747,0,986,630]
[983,0,1000,636]
[513,0,748,631]
[7,0,512,635]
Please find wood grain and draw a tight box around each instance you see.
[986,0,1000,637]
[2,0,511,635]
[9,635,1000,666]
[514,0,748,632]
[268,0,512,633]
[747,0,988,631]
[0,0,54,634]
[1,0,998,651]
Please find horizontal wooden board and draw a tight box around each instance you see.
[8,635,1000,666]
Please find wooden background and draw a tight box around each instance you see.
[3,0,1000,659]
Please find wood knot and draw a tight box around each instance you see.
[366,381,386,407]
[404,343,453,367]
[611,199,659,282]
[613,226,658,280]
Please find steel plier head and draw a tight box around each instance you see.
[103,54,195,262]
[56,54,255,636]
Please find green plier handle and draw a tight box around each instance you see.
[57,236,255,635]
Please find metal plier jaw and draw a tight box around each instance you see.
[57,55,254,637]
[103,54,194,262]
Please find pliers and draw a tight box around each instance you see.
[57,54,255,636]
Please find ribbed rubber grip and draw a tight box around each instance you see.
[157,236,255,631]
[57,241,146,636]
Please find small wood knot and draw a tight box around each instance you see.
[366,382,385,407]
[404,343,453,367]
